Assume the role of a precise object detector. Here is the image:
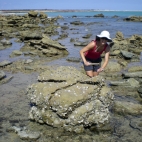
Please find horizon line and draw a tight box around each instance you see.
[0,9,142,12]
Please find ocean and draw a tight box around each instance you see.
[46,10,142,18]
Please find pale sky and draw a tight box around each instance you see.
[0,0,142,11]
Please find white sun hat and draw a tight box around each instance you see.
[97,30,112,42]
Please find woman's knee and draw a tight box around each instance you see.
[93,72,99,76]
[86,72,94,77]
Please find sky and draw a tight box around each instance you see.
[0,0,142,11]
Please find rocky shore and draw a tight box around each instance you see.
[0,10,142,142]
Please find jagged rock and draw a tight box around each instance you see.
[42,36,67,50]
[70,21,84,25]
[27,66,114,133]
[22,24,39,28]
[0,60,12,67]
[7,126,40,140]
[28,11,38,17]
[0,76,13,85]
[93,13,104,17]
[115,31,124,40]
[20,31,42,40]
[1,39,12,45]
[74,41,88,46]
[104,61,121,72]
[122,71,142,78]
[0,70,5,80]
[109,78,140,88]
[128,65,142,72]
[66,57,81,62]
[124,16,142,22]
[130,117,142,131]
[120,50,136,59]
[39,12,47,19]
[10,50,23,57]
[82,34,92,39]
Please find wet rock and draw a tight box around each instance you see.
[122,71,142,78]
[130,117,142,131]
[41,35,67,50]
[24,59,33,64]
[120,50,136,59]
[110,78,140,88]
[66,57,81,62]
[7,126,40,140]
[22,24,39,28]
[128,65,142,72]
[24,66,34,70]
[18,131,40,140]
[39,12,47,19]
[82,34,92,39]
[28,10,38,17]
[0,43,5,50]
[0,75,13,85]
[0,70,5,80]
[115,31,124,41]
[137,87,142,98]
[113,101,142,115]
[0,60,12,67]
[93,13,104,17]
[74,41,88,46]
[20,31,42,40]
[124,16,142,22]
[1,39,12,45]
[105,61,121,72]
[27,66,114,133]
[10,50,23,57]
[70,21,84,25]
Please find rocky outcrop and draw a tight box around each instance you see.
[124,16,142,22]
[27,66,114,133]
[0,10,68,58]
[93,13,104,17]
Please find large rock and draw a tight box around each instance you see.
[27,66,114,133]
[28,11,38,17]
[105,61,121,72]
[20,31,42,40]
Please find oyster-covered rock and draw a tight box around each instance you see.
[27,66,114,133]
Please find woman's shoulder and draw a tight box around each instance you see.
[90,40,96,46]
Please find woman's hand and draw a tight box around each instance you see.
[84,61,91,66]
[97,68,104,73]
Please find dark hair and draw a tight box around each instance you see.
[95,36,100,41]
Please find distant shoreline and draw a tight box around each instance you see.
[1,9,142,13]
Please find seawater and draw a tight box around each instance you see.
[45,11,142,18]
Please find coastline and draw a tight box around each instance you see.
[1,9,142,13]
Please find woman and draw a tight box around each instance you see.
[80,30,112,77]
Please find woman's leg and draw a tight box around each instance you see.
[86,70,94,77]
[92,64,100,76]
[93,71,99,76]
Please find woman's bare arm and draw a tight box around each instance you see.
[80,41,95,66]
[97,45,110,72]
